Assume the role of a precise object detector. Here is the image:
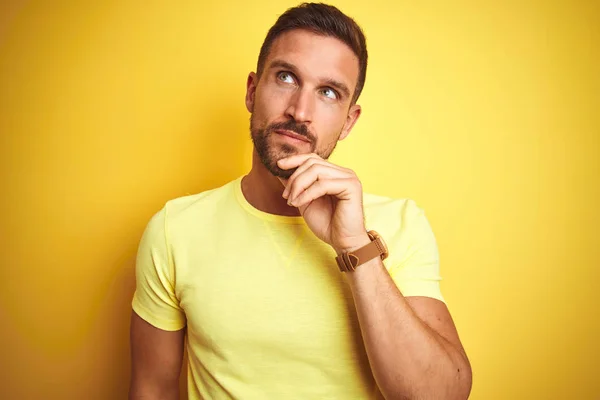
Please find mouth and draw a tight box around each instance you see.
[274,129,311,144]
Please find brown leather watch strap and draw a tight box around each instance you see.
[335,231,388,272]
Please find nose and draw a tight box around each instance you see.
[284,87,314,123]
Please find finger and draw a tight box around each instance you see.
[277,153,320,170]
[287,163,352,203]
[281,156,321,199]
[290,177,357,208]
[283,157,345,199]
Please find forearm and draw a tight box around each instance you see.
[345,257,471,400]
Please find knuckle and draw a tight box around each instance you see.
[308,162,323,173]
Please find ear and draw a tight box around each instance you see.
[338,103,362,141]
[245,72,258,113]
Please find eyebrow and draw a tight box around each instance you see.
[268,59,352,100]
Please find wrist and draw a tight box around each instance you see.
[334,233,371,255]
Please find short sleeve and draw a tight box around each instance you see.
[132,205,186,331]
[386,200,445,303]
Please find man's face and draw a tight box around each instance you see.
[246,29,361,178]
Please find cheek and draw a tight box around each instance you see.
[314,106,347,135]
[251,98,273,130]
[256,85,290,117]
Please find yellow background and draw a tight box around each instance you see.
[1,1,598,399]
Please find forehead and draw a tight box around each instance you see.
[265,29,359,91]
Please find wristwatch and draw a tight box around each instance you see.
[335,230,389,272]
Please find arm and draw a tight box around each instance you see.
[129,205,187,398]
[129,311,185,400]
[275,153,471,398]
[344,244,472,400]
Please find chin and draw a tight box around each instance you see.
[264,158,296,179]
[253,133,309,179]
[266,145,300,178]
[271,166,296,179]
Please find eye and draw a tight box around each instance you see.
[277,71,295,84]
[320,87,338,100]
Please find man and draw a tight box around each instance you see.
[129,3,472,399]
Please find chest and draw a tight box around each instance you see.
[175,224,362,357]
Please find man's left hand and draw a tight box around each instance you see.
[277,153,370,253]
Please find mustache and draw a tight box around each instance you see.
[267,120,314,142]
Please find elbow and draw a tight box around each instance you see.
[456,358,473,400]
[440,359,474,400]
[448,350,473,400]
[380,360,473,400]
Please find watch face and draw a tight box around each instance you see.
[380,238,389,259]
[368,230,389,259]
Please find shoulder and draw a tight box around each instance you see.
[362,191,436,256]
[160,178,238,224]
[363,192,426,228]
[363,191,441,289]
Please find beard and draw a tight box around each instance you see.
[250,114,338,179]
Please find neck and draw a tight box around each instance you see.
[241,148,301,217]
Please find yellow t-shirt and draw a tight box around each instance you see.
[132,175,444,399]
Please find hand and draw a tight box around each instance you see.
[277,153,370,253]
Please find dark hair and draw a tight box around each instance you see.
[256,2,368,104]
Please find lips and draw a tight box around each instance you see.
[274,129,311,143]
